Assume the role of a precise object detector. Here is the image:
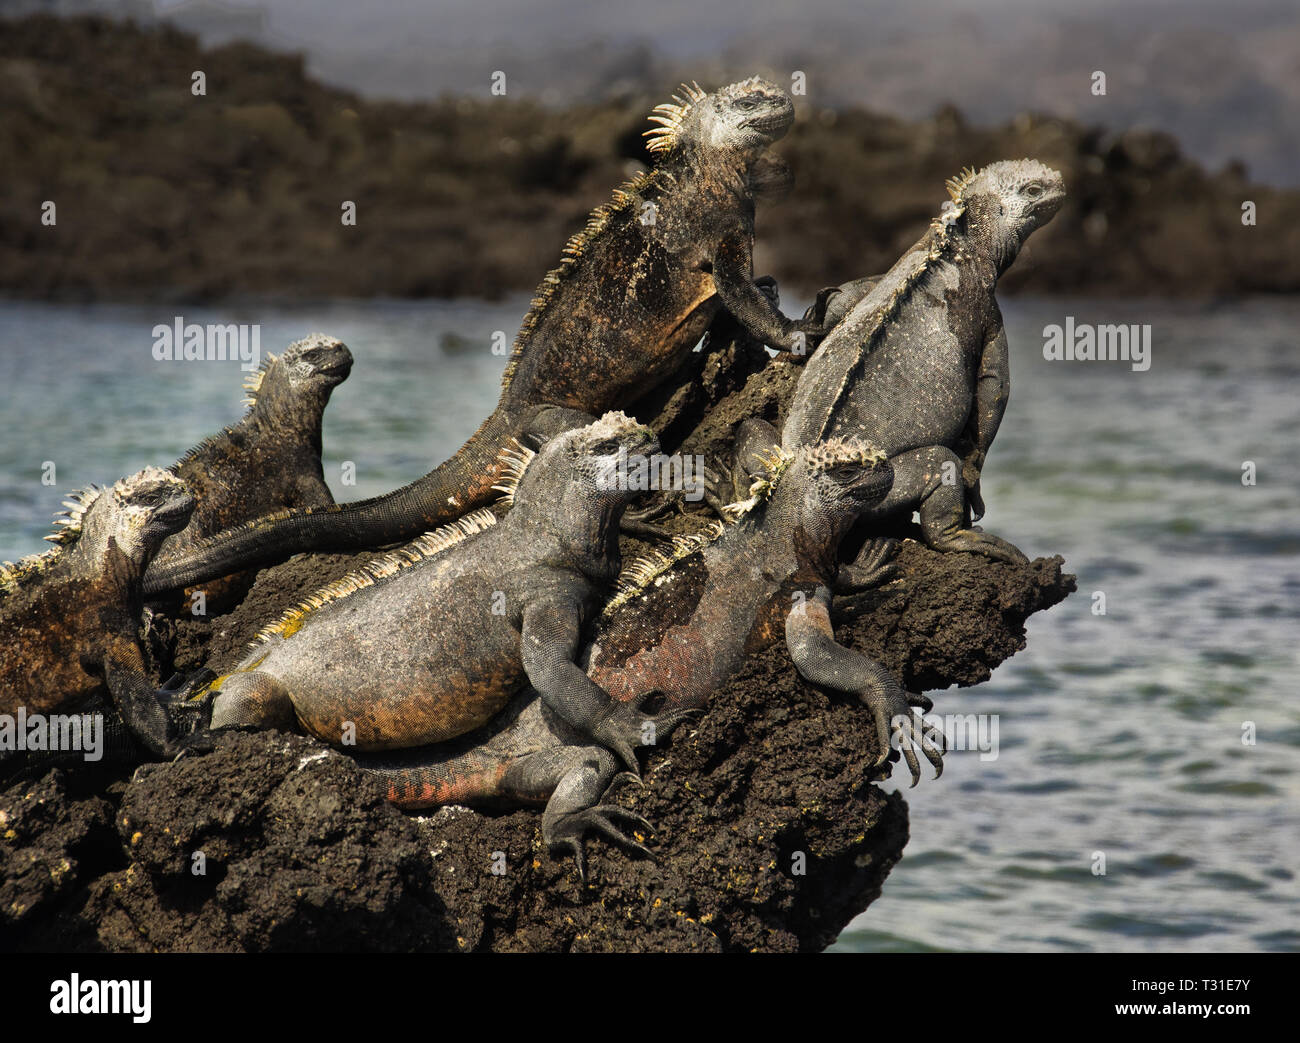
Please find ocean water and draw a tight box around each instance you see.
[1,294,1297,952]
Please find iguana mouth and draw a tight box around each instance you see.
[154,498,196,529]
[321,360,353,380]
[745,112,793,134]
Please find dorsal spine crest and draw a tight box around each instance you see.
[249,508,498,646]
[602,520,726,618]
[812,164,978,442]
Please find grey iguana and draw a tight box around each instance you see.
[360,424,943,873]
[152,332,352,608]
[782,159,1066,571]
[142,77,824,597]
[188,412,692,771]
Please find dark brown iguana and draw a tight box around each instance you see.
[141,77,822,597]
[782,159,1066,570]
[152,332,353,607]
[360,425,943,872]
[0,467,197,757]
[187,413,692,771]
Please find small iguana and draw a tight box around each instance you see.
[190,413,690,770]
[361,425,943,873]
[142,77,822,597]
[152,332,353,606]
[0,467,197,757]
[783,159,1066,568]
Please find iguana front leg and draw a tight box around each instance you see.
[100,641,192,757]
[784,585,943,786]
[712,229,822,354]
[961,325,1011,522]
[521,601,693,772]
[803,275,884,332]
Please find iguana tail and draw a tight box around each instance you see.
[142,408,515,596]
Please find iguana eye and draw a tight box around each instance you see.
[735,99,757,111]
[832,466,859,481]
[593,440,620,455]
[1022,183,1043,199]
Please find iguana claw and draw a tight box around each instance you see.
[864,686,944,786]
[549,805,655,880]
[592,702,696,774]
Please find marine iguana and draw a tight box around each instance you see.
[782,159,1066,567]
[361,427,943,874]
[190,413,691,771]
[0,467,197,758]
[142,77,822,597]
[152,332,352,606]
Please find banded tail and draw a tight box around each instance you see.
[142,409,515,596]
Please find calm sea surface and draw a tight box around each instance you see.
[1,294,1297,952]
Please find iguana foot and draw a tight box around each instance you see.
[548,805,655,880]
[592,702,699,773]
[153,668,218,752]
[929,527,1028,565]
[862,685,944,787]
[835,537,901,593]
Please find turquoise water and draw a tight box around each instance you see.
[2,294,1297,952]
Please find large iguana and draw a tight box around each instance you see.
[142,77,821,597]
[782,159,1066,568]
[360,426,943,872]
[0,467,197,757]
[189,413,691,771]
[152,332,353,607]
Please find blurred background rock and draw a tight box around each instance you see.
[2,0,1297,301]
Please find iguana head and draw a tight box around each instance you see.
[788,438,893,521]
[513,411,660,514]
[91,466,195,566]
[947,159,1066,268]
[247,333,353,406]
[644,77,794,160]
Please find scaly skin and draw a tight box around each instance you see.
[152,333,352,607]
[783,159,1067,570]
[142,77,823,597]
[193,413,691,771]
[0,467,197,759]
[362,426,944,875]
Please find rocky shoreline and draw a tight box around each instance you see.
[0,326,1074,952]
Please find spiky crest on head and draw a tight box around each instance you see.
[43,485,103,545]
[0,485,103,594]
[241,352,276,407]
[605,434,888,618]
[643,81,708,153]
[501,77,788,393]
[1,467,191,595]
[802,436,888,472]
[491,439,537,507]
